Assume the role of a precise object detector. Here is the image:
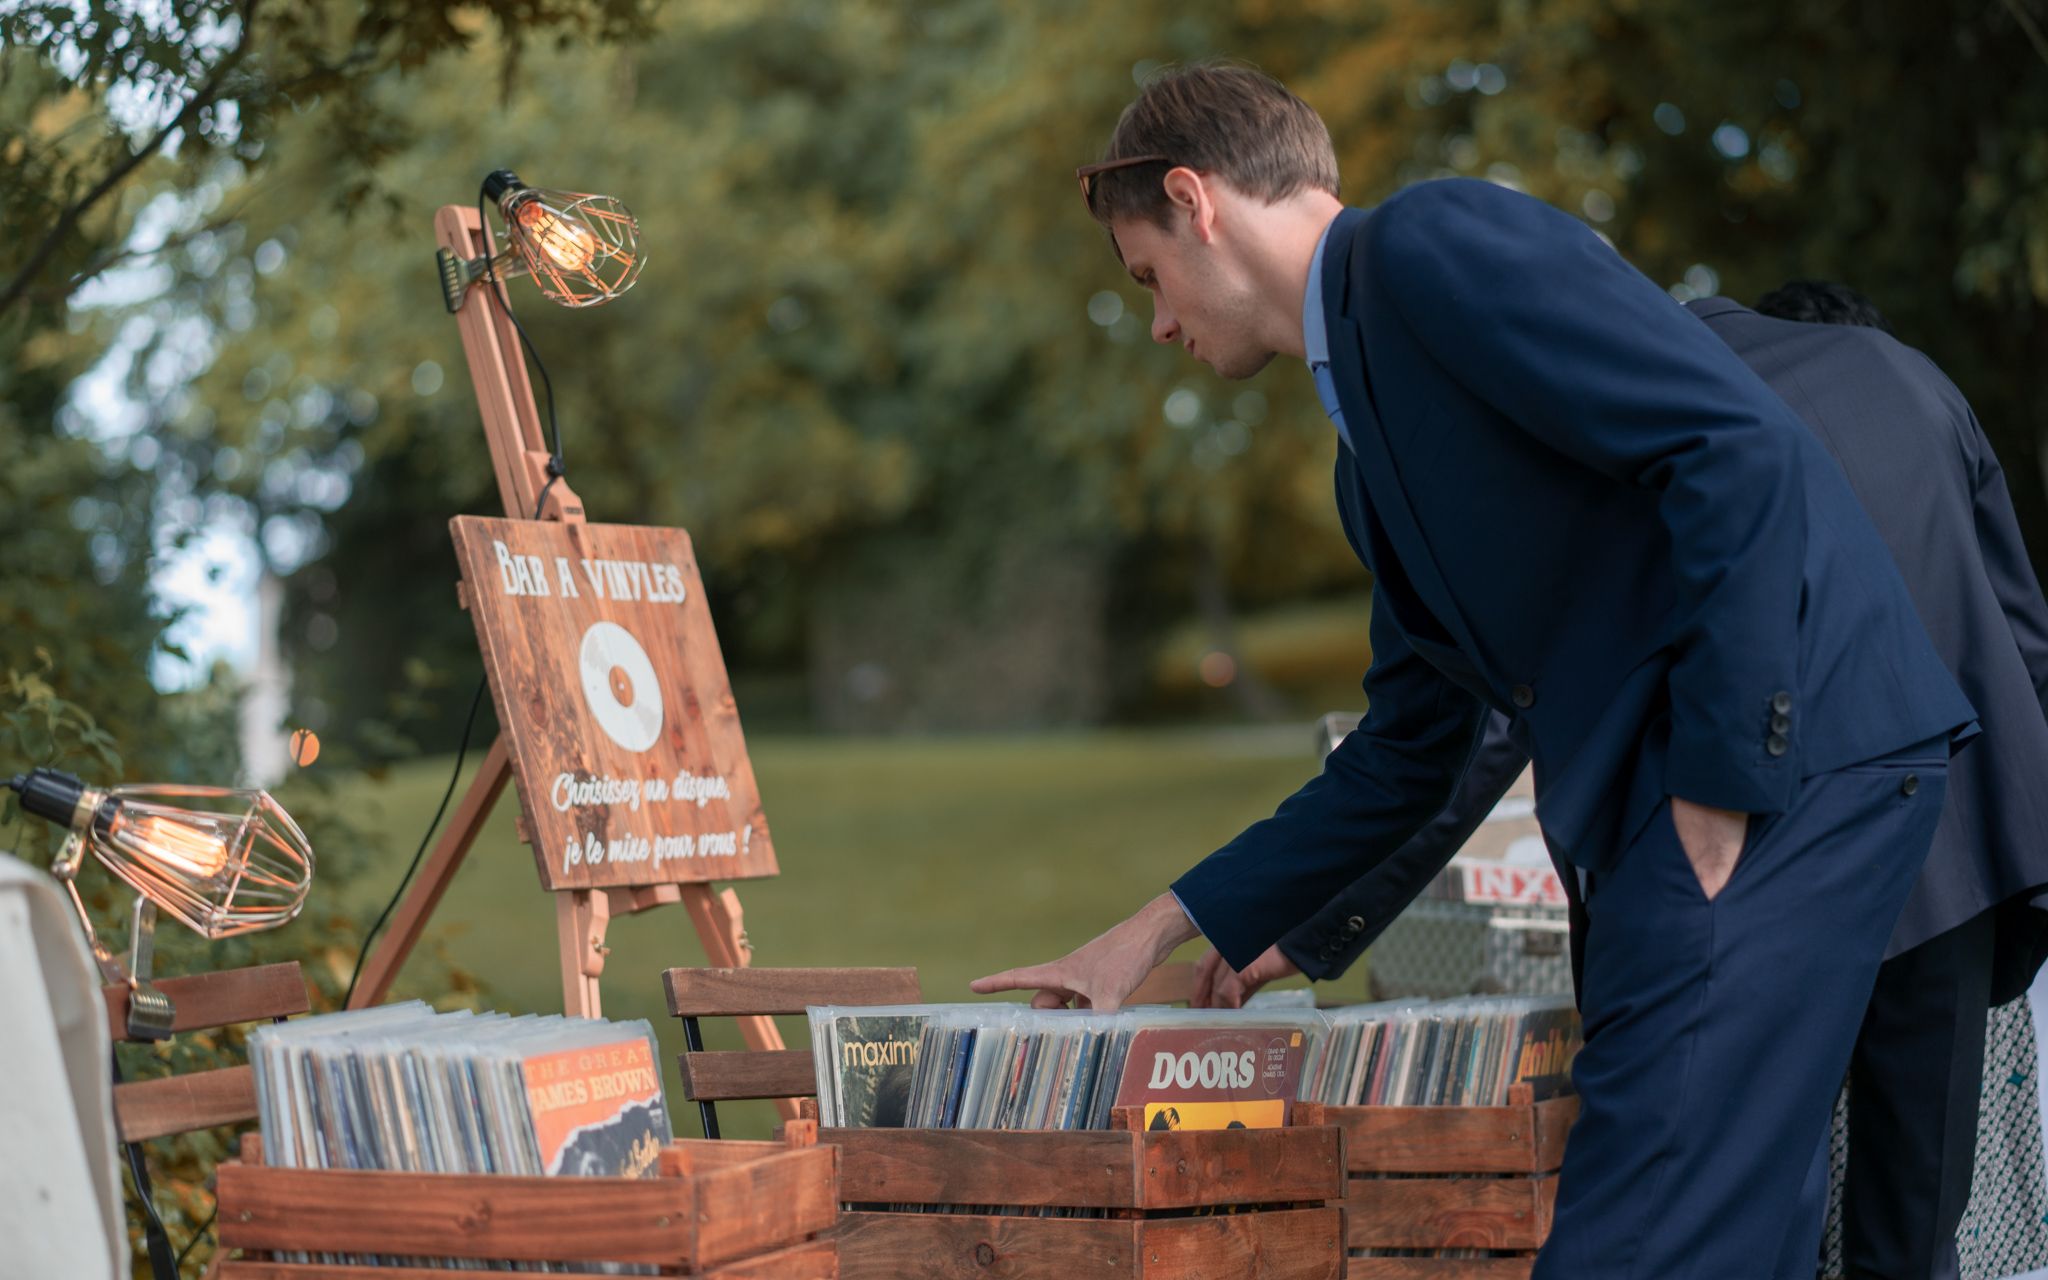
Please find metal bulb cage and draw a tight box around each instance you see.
[80,783,314,940]
[494,185,643,308]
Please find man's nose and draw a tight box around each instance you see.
[1152,299,1179,345]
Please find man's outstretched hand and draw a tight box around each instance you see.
[970,892,1201,1012]
[1190,943,1303,1008]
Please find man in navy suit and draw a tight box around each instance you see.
[973,66,1977,1276]
[1200,282,2048,1278]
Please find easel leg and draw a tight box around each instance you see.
[348,737,514,1010]
[679,883,799,1121]
[558,888,609,1017]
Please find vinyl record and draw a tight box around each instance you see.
[578,620,664,752]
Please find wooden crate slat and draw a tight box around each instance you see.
[215,1162,697,1265]
[1294,1099,1577,1174]
[1138,1126,1346,1209]
[220,1266,686,1280]
[104,961,308,1042]
[836,1210,1141,1280]
[702,1237,837,1279]
[1532,1094,1577,1171]
[1341,1176,1555,1250]
[664,966,921,1017]
[1126,961,1195,1006]
[683,1049,816,1101]
[115,1064,257,1142]
[692,1146,840,1270]
[664,1137,801,1174]
[1345,1260,1535,1279]
[1137,1209,1346,1280]
[829,1128,1144,1208]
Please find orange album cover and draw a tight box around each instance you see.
[521,1032,669,1177]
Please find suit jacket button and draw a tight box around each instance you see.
[1343,915,1365,937]
[1770,714,1791,734]
[1901,774,1920,797]
[1771,691,1792,715]
[1511,684,1535,709]
[1766,733,1789,757]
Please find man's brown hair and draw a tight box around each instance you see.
[1087,62,1339,227]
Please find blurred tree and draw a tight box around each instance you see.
[33,0,2048,741]
[157,0,1362,741]
[1,4,648,1272]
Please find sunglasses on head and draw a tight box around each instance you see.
[1075,154,1172,217]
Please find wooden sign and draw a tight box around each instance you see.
[450,516,777,891]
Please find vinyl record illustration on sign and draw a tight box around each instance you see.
[578,620,664,752]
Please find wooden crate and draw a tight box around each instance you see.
[665,965,1348,1280]
[1294,1084,1578,1279]
[213,1129,838,1277]
[826,1108,1347,1280]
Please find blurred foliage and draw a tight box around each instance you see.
[1,3,647,1273]
[86,0,2046,744]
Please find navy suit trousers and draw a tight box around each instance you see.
[1535,746,1948,1279]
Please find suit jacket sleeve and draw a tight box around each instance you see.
[1279,712,1529,981]
[1172,588,1488,971]
[1367,179,1810,815]
[1959,392,2048,720]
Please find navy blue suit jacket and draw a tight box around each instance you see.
[1281,302,2048,997]
[1172,181,1976,971]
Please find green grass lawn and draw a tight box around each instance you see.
[322,725,1375,1137]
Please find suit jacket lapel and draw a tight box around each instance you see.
[1322,212,1494,679]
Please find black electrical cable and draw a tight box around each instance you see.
[174,1205,217,1271]
[340,676,488,1009]
[340,177,574,1010]
[478,187,566,508]
[111,1054,179,1280]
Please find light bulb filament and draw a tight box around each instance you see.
[518,203,600,272]
[118,813,231,879]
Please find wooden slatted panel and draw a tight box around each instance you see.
[223,1252,843,1280]
[1341,1176,1555,1250]
[663,967,921,1018]
[1292,1098,1577,1175]
[836,1211,1140,1280]
[103,962,308,1042]
[1138,1209,1346,1280]
[681,1049,815,1101]
[216,1163,697,1266]
[702,1237,837,1280]
[692,1146,838,1269]
[1127,961,1194,1006]
[1346,1260,1535,1279]
[115,1064,257,1142]
[1138,1126,1346,1210]
[830,1128,1143,1208]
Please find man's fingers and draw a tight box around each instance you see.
[970,965,1055,994]
[1191,949,1225,1008]
[1030,989,1072,1009]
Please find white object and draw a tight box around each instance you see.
[0,853,126,1279]
[578,620,664,752]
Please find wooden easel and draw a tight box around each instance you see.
[347,205,792,1114]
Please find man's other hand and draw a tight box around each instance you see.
[1670,795,1750,900]
[970,892,1200,1012]
[1190,944,1302,1008]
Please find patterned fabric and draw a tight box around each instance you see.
[1821,998,2048,1278]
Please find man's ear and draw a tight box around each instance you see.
[1160,167,1217,244]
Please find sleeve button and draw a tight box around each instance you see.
[1766,733,1789,757]
[1771,691,1793,715]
